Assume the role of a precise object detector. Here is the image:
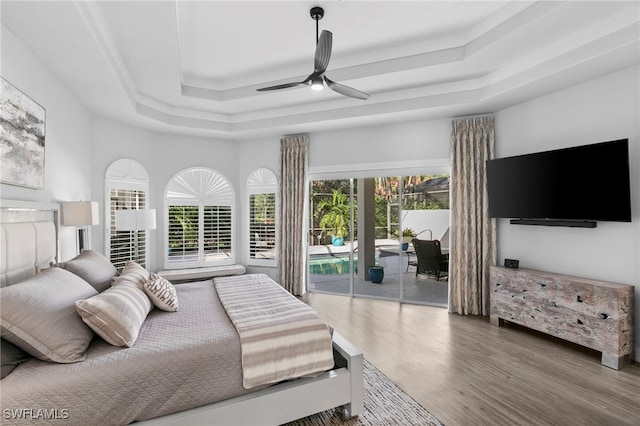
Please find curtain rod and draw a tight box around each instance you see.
[452,113,494,120]
[281,133,310,139]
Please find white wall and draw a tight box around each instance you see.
[495,65,640,361]
[309,119,451,169]
[90,116,239,272]
[403,210,450,245]
[1,24,93,261]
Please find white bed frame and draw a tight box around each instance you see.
[140,332,363,426]
[1,199,364,425]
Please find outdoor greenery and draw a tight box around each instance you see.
[402,228,416,237]
[251,194,276,223]
[168,205,198,252]
[310,175,449,245]
[317,189,351,239]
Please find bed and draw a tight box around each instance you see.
[0,200,363,425]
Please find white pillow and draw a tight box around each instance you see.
[144,273,179,312]
[76,282,152,347]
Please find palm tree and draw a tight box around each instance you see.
[317,190,351,244]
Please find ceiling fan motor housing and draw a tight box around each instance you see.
[310,7,324,21]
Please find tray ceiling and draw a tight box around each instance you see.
[2,1,638,139]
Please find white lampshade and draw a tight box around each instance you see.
[61,201,99,226]
[115,209,156,231]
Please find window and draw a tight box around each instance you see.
[105,159,150,270]
[165,167,234,268]
[247,168,277,266]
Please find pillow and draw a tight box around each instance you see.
[53,249,117,292]
[112,261,149,291]
[144,273,179,312]
[0,267,98,363]
[76,282,152,347]
[1,339,31,379]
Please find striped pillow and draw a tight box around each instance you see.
[144,273,179,312]
[112,261,149,291]
[76,282,152,347]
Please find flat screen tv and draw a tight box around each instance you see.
[486,139,631,227]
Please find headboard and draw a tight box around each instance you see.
[0,200,60,287]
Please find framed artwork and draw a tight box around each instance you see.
[0,78,46,189]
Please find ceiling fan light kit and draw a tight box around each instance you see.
[310,75,324,91]
[256,7,370,100]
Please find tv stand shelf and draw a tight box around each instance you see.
[490,266,634,370]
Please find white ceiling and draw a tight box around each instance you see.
[2,1,639,140]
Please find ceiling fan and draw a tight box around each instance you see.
[256,7,370,100]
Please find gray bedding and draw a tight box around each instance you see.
[0,281,255,425]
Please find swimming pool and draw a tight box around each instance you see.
[309,250,405,276]
[309,254,356,275]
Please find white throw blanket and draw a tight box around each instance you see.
[215,274,334,389]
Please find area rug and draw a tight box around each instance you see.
[284,359,444,425]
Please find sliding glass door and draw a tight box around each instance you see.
[308,179,354,296]
[352,176,403,300]
[400,175,450,305]
[308,172,450,307]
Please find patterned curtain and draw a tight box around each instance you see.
[277,135,309,295]
[449,116,496,316]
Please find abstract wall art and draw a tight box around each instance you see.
[1,78,46,189]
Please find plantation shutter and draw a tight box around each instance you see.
[203,205,232,262]
[105,159,150,271]
[109,188,148,269]
[247,168,278,266]
[165,168,234,268]
[167,204,199,264]
[249,194,276,260]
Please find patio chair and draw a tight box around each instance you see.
[409,238,449,281]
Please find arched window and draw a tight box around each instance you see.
[165,167,234,269]
[247,168,277,266]
[105,159,150,270]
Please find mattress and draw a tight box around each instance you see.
[0,281,256,425]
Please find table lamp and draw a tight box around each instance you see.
[61,201,99,254]
[115,209,156,263]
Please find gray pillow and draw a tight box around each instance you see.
[1,338,31,379]
[54,250,117,292]
[0,267,98,363]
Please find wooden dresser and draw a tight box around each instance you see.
[490,266,634,369]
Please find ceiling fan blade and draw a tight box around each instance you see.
[256,81,305,92]
[314,30,332,74]
[324,76,370,100]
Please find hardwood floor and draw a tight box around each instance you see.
[302,293,640,426]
